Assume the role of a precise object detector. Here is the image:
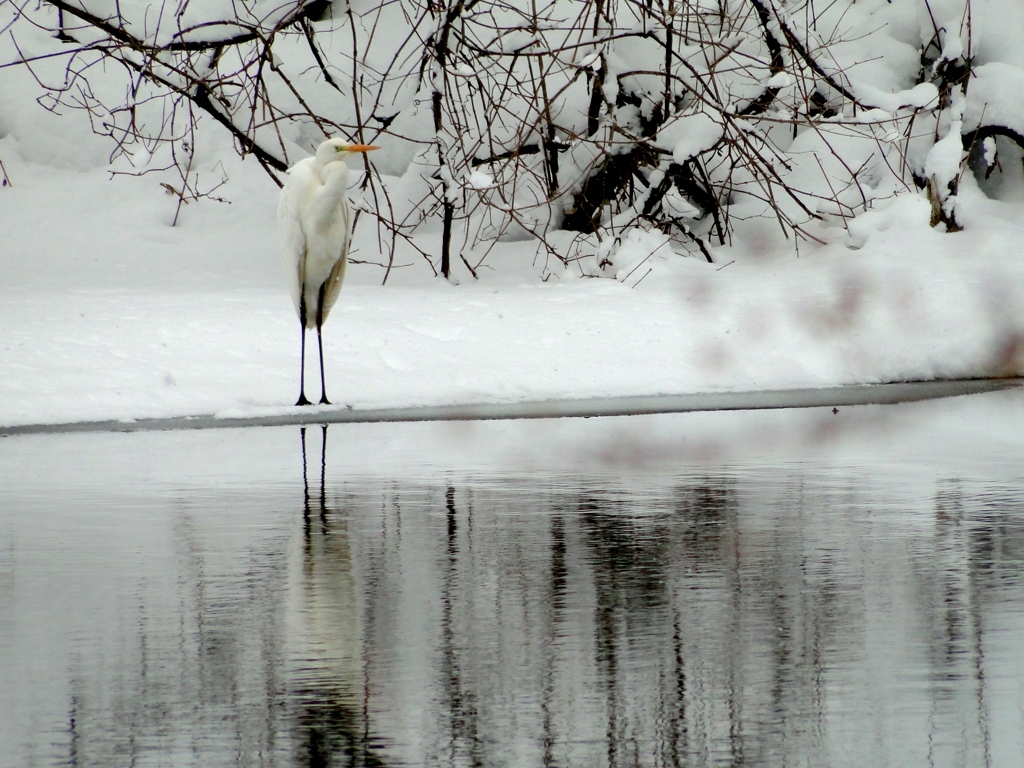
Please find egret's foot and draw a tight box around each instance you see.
[296,394,313,406]
[319,395,332,406]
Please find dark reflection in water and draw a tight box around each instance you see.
[2,422,1024,767]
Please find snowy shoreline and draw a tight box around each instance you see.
[2,378,1020,437]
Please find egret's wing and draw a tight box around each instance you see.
[277,162,314,318]
[320,199,351,322]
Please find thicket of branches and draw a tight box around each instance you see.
[6,0,1023,279]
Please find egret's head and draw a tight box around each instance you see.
[315,137,380,165]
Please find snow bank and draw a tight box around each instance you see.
[2,0,1024,427]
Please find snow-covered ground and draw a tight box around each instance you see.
[3,137,1023,428]
[2,2,1024,429]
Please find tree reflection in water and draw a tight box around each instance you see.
[4,424,1023,767]
[288,435,1024,768]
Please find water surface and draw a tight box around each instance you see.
[2,395,1024,767]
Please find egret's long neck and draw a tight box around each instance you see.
[309,159,351,230]
[320,158,350,199]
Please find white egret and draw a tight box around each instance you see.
[278,138,379,405]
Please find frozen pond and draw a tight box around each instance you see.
[2,392,1024,767]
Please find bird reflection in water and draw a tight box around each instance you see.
[293,425,390,767]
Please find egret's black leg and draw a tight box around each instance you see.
[316,327,330,405]
[296,295,312,406]
[316,283,331,405]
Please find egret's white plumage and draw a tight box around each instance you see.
[278,138,378,405]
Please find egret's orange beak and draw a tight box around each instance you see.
[349,145,380,152]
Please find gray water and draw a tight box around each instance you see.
[2,397,1024,767]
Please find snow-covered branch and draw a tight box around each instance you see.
[5,0,1024,276]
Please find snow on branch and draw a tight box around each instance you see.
[5,0,1022,275]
